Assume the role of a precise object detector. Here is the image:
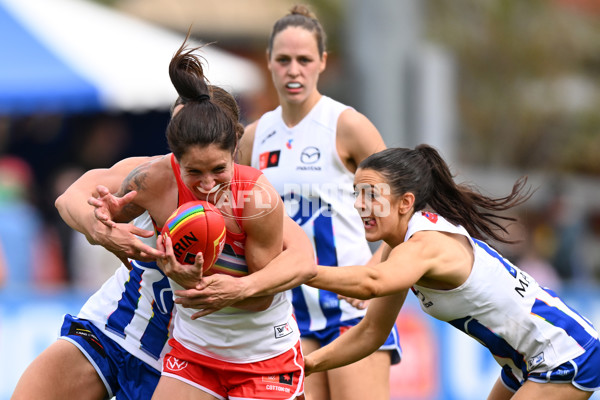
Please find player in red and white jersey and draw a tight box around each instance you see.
[13,46,315,400]
[87,41,308,400]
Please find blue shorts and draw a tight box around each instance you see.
[501,338,600,392]
[302,317,402,365]
[59,314,161,399]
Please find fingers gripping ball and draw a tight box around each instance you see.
[162,201,226,272]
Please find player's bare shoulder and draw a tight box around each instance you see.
[118,154,173,197]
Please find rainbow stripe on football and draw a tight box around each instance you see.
[162,200,226,272]
[165,203,207,236]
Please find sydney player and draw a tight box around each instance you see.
[13,55,315,400]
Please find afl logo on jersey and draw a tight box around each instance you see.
[300,146,320,164]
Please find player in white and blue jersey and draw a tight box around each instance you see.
[239,6,401,400]
[304,145,600,400]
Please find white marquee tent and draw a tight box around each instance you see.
[0,0,264,114]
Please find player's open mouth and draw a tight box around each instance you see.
[197,183,222,194]
[363,217,376,228]
[286,82,301,89]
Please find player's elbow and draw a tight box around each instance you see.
[357,271,386,299]
[301,257,318,282]
[54,193,66,213]
[54,192,73,222]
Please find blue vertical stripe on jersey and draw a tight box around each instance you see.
[105,265,143,339]
[313,212,337,266]
[313,212,341,326]
[531,298,596,349]
[139,275,174,360]
[291,287,311,333]
[450,316,527,375]
[105,261,174,360]
[542,287,597,331]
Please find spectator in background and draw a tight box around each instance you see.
[543,184,590,284]
[578,207,600,285]
[0,156,65,288]
[510,210,562,291]
[49,164,120,290]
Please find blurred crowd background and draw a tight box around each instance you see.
[1,0,600,294]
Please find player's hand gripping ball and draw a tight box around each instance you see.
[162,201,226,273]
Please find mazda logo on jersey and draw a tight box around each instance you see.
[259,150,281,169]
[300,147,320,164]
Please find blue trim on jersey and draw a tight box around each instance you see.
[319,289,342,327]
[450,316,527,376]
[139,280,174,359]
[542,287,597,329]
[472,238,517,278]
[291,285,344,335]
[531,299,595,349]
[105,260,173,360]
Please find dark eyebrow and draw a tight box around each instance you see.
[354,183,375,190]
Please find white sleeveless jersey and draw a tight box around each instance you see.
[169,163,299,363]
[77,212,173,371]
[251,96,372,333]
[409,211,599,380]
[172,287,298,363]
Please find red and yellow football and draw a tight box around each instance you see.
[162,200,226,272]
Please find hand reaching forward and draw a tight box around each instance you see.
[88,184,134,228]
[173,273,251,319]
[157,234,274,318]
[87,185,164,265]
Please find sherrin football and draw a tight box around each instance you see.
[162,200,226,272]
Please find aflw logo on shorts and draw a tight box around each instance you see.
[165,355,188,372]
[262,372,294,386]
[274,322,293,339]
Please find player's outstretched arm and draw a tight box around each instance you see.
[174,215,317,319]
[305,291,406,375]
[55,156,165,263]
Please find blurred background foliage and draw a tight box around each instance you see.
[253,0,600,176]
[424,0,600,175]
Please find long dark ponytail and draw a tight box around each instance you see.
[359,144,533,243]
[166,34,238,160]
